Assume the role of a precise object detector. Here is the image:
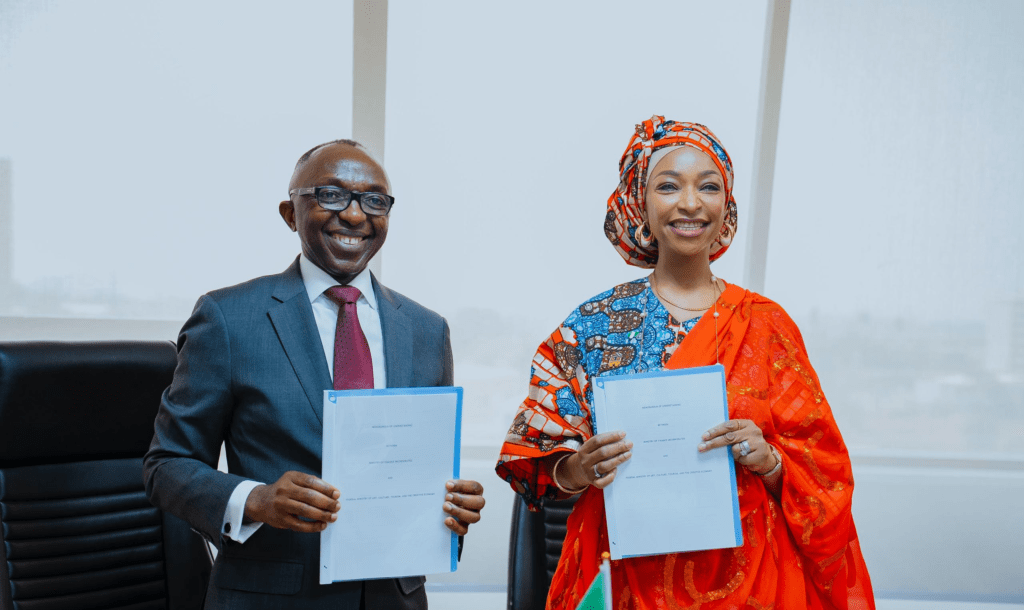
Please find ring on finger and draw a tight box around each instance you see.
[593,464,604,479]
[738,440,751,457]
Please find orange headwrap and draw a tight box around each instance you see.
[604,116,739,268]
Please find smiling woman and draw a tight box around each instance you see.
[496,117,874,610]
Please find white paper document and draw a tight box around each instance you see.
[593,364,742,560]
[319,387,463,584]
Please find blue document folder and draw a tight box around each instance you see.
[593,364,742,559]
[320,386,463,583]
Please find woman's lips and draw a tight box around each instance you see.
[668,220,708,237]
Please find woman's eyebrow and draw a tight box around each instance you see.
[652,169,721,180]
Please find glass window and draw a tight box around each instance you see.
[769,0,1024,455]
[0,0,355,323]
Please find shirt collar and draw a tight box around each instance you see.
[298,254,378,311]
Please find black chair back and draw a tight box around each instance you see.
[0,341,211,610]
[507,495,579,610]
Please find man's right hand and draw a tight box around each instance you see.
[244,471,341,532]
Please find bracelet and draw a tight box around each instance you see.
[753,445,783,477]
[552,454,588,495]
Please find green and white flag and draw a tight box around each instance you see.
[575,555,612,610]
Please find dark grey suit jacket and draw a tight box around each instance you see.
[143,258,452,609]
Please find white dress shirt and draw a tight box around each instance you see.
[221,255,387,542]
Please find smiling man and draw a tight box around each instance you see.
[144,139,485,609]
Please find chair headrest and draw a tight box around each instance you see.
[0,341,177,467]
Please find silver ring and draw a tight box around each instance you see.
[739,440,751,457]
[593,464,604,479]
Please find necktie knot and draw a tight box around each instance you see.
[326,286,362,306]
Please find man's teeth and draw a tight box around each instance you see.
[337,236,364,245]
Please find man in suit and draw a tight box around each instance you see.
[143,139,485,608]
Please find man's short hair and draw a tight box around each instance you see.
[295,139,362,169]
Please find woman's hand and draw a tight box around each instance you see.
[558,431,633,490]
[698,419,779,475]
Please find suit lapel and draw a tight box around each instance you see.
[373,274,412,389]
[268,258,332,425]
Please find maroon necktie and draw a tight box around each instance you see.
[325,286,374,390]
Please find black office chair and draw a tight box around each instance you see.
[0,341,212,610]
[507,494,579,610]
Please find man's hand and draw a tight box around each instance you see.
[442,479,485,535]
[244,471,341,533]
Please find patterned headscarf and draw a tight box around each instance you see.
[604,116,738,268]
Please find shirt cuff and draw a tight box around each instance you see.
[223,480,265,543]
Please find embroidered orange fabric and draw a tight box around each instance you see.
[503,283,875,610]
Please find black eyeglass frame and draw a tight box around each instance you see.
[288,186,396,216]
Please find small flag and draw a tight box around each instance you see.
[575,552,612,610]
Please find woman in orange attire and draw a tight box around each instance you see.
[496,116,874,610]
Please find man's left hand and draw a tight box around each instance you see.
[442,479,485,535]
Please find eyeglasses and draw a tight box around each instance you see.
[288,186,395,216]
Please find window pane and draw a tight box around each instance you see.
[0,0,354,322]
[768,0,1024,455]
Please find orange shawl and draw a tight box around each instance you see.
[546,284,875,610]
